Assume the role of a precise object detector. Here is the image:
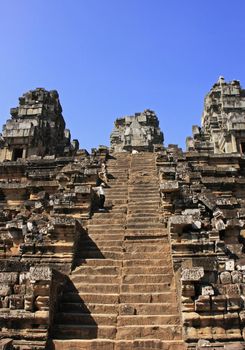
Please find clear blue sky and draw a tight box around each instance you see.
[1,0,245,151]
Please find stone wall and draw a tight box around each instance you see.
[0,90,109,348]
[156,141,245,348]
[0,262,64,349]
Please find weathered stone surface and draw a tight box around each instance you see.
[220,272,232,284]
[110,110,163,152]
[181,267,204,281]
[29,266,52,282]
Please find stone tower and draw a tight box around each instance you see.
[0,88,78,161]
[186,77,245,154]
[110,109,164,152]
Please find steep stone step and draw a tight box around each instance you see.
[126,223,164,230]
[54,324,117,339]
[79,240,123,248]
[78,250,123,259]
[105,196,128,201]
[74,259,122,267]
[127,212,159,218]
[125,231,167,238]
[127,217,159,223]
[77,245,123,253]
[65,283,120,294]
[127,208,159,213]
[122,274,173,284]
[72,265,121,275]
[123,251,167,259]
[123,243,170,253]
[128,186,159,191]
[105,199,128,205]
[122,258,168,267]
[128,193,159,198]
[122,266,172,274]
[56,312,117,326]
[61,292,119,306]
[70,274,120,284]
[106,186,128,192]
[116,325,182,340]
[117,314,181,326]
[102,207,127,213]
[105,186,128,190]
[127,203,159,209]
[51,339,186,350]
[61,302,118,315]
[125,227,166,232]
[120,292,177,303]
[93,212,126,219]
[121,283,172,293]
[52,153,183,346]
[86,234,124,241]
[61,294,119,307]
[119,303,179,315]
[85,228,125,234]
[87,224,125,230]
[130,168,156,172]
[128,184,158,188]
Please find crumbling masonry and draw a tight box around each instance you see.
[0,78,245,350]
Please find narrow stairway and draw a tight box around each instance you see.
[116,153,184,348]
[52,152,185,350]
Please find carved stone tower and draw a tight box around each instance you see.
[0,88,78,161]
[187,77,245,154]
[110,109,164,152]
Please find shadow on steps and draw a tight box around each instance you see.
[51,229,108,342]
[51,274,99,341]
[73,228,105,266]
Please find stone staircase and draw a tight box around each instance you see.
[52,153,185,350]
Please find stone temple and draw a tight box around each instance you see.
[1,78,245,350]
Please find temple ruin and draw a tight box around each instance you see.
[0,78,245,349]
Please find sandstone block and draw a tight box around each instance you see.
[24,294,34,311]
[182,284,195,297]
[0,272,18,284]
[182,311,200,327]
[226,260,235,271]
[201,285,214,296]
[9,295,24,309]
[13,284,26,294]
[119,304,136,315]
[231,271,243,283]
[211,295,226,311]
[227,297,243,311]
[195,296,211,312]
[0,284,12,297]
[181,267,204,281]
[220,271,231,284]
[30,266,52,282]
[34,296,49,310]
